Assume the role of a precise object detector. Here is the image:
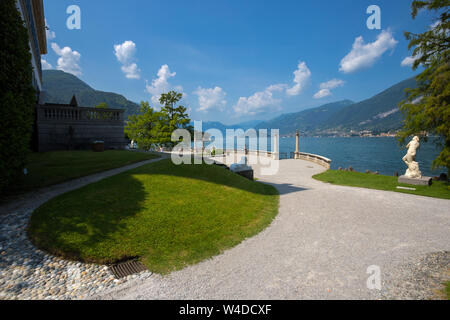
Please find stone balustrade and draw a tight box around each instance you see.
[294,152,331,169]
[35,104,126,152]
[205,149,331,169]
[37,105,124,123]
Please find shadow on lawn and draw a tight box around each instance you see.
[27,174,147,264]
[130,159,308,196]
[27,159,305,265]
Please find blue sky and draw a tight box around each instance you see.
[42,0,438,124]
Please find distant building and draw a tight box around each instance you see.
[16,0,47,102]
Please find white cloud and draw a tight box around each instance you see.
[401,56,417,67]
[314,89,332,99]
[45,19,56,40]
[51,43,82,76]
[121,63,141,79]
[314,79,345,99]
[267,84,288,92]
[233,85,283,115]
[286,61,311,96]
[41,58,52,70]
[146,64,181,105]
[114,41,140,79]
[194,86,227,112]
[114,41,136,64]
[320,79,345,90]
[339,30,398,73]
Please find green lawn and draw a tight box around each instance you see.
[4,150,159,198]
[445,282,450,300]
[313,170,450,200]
[28,159,279,274]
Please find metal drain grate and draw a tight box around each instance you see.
[109,260,148,279]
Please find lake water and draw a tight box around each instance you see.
[210,136,443,177]
[278,137,443,177]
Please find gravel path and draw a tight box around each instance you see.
[1,156,448,300]
[95,159,449,300]
[0,157,164,300]
[378,251,449,300]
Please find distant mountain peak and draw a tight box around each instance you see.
[42,70,140,118]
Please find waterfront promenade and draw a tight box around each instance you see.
[97,157,449,300]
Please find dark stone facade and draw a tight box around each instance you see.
[35,103,127,152]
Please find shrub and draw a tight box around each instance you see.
[0,0,36,192]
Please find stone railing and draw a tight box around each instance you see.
[187,148,332,169]
[35,104,126,152]
[221,149,277,159]
[294,152,331,169]
[37,105,124,123]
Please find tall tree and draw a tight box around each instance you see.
[124,91,192,150]
[399,0,450,172]
[125,102,165,151]
[159,91,192,148]
[0,0,36,192]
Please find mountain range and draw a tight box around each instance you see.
[42,70,417,136]
[42,70,140,118]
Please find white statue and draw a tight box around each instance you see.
[402,136,422,179]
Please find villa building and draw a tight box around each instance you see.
[16,0,47,102]
[13,0,127,151]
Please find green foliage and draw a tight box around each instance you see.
[95,102,108,109]
[125,91,193,150]
[399,0,450,172]
[158,91,193,147]
[0,0,36,193]
[125,102,165,150]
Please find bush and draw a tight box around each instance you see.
[0,0,36,192]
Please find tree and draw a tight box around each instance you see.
[125,102,164,151]
[398,0,450,172]
[158,91,192,147]
[0,0,36,192]
[125,92,192,150]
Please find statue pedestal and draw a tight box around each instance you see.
[398,175,432,186]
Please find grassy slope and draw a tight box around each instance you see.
[28,160,280,274]
[445,282,450,300]
[5,151,159,197]
[313,170,450,200]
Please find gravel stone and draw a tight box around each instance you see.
[0,158,164,300]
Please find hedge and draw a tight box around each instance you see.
[0,0,36,193]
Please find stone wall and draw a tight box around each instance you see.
[295,152,331,170]
[36,104,127,152]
